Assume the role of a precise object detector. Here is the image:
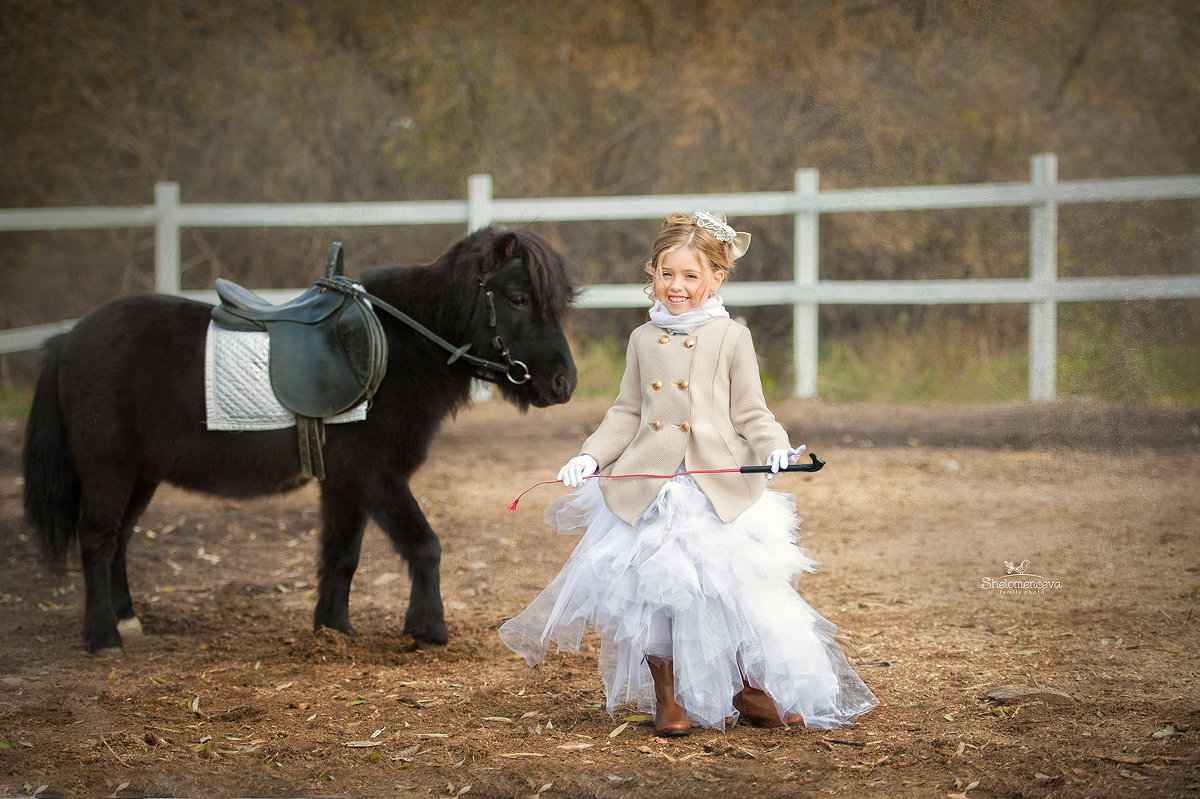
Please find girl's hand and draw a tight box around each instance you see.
[766,445,807,473]
[558,455,598,487]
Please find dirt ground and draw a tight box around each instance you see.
[0,397,1197,798]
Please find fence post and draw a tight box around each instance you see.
[154,181,182,295]
[793,168,820,398]
[468,174,493,232]
[467,174,496,401]
[1029,154,1058,401]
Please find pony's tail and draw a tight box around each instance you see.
[22,335,80,565]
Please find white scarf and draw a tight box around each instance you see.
[648,295,730,335]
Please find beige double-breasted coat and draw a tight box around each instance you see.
[579,317,792,525]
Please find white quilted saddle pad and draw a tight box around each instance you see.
[204,321,367,431]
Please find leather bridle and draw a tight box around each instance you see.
[476,267,532,385]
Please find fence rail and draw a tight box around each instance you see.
[2,154,1198,400]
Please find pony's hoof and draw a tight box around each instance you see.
[117,617,144,637]
[411,638,447,652]
[314,622,358,638]
[90,645,124,659]
[403,618,448,648]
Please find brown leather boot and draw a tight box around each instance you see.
[733,683,804,728]
[647,657,691,737]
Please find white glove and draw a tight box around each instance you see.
[557,455,598,488]
[766,444,807,473]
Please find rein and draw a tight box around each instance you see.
[318,276,531,386]
[505,454,826,514]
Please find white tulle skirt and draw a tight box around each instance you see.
[498,474,878,730]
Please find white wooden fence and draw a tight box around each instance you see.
[2,153,1198,400]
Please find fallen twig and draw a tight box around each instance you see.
[101,737,132,768]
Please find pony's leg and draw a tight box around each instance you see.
[111,481,158,638]
[76,504,127,654]
[313,490,368,635]
[374,484,447,647]
[75,469,150,653]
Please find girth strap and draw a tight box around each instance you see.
[297,417,325,481]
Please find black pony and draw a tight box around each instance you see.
[23,226,577,654]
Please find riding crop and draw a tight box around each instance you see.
[505,453,825,514]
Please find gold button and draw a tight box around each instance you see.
[680,422,691,432]
[677,379,688,390]
[659,335,671,344]
[650,420,661,431]
[651,380,662,391]
[684,338,696,348]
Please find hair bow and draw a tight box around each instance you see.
[691,210,751,259]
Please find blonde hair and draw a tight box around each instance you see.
[643,212,737,294]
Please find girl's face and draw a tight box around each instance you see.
[655,247,724,315]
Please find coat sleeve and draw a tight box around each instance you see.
[579,330,645,470]
[728,325,791,462]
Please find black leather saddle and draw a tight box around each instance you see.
[211,243,388,478]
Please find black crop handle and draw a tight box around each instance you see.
[739,453,826,474]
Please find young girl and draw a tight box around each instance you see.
[499,211,877,735]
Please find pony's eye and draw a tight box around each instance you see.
[508,294,530,308]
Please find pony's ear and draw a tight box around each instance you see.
[483,231,521,274]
